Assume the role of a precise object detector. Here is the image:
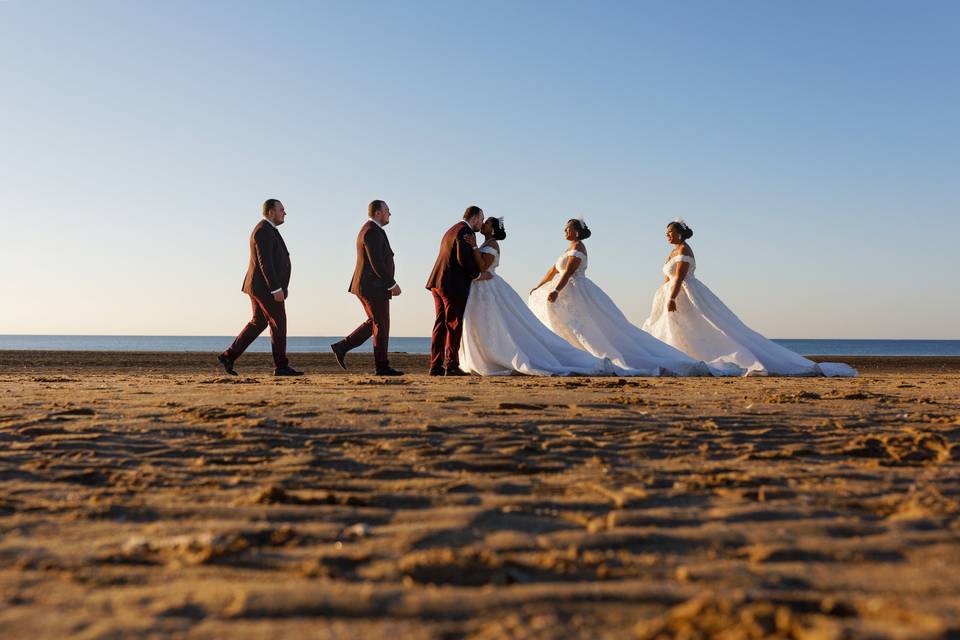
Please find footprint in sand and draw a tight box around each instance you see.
[497,403,547,411]
[198,377,260,384]
[49,407,96,417]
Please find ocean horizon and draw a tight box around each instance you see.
[1,336,959,357]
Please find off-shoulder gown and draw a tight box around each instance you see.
[642,254,856,377]
[528,249,735,376]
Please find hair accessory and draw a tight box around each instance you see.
[497,216,505,228]
[673,217,689,231]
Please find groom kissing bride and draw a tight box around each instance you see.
[426,206,485,376]
[425,206,677,378]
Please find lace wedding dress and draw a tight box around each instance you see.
[460,246,626,376]
[528,249,729,376]
[643,254,857,377]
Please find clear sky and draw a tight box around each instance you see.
[2,1,957,339]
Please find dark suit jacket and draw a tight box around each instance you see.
[349,220,396,299]
[425,221,479,297]
[242,220,291,299]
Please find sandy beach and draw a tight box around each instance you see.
[1,351,958,638]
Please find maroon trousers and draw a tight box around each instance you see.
[339,294,390,369]
[223,294,288,369]
[430,288,468,371]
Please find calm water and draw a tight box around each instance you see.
[1,336,959,356]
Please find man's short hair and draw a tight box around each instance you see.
[262,198,281,217]
[368,200,386,218]
[463,205,482,221]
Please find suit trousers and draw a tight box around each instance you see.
[339,293,390,369]
[430,288,468,371]
[224,293,288,369]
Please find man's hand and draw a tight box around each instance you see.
[389,284,402,297]
[667,299,677,312]
[465,234,477,248]
[477,272,493,282]
[273,291,286,302]
[547,290,559,303]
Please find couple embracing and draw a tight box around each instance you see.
[428,207,641,377]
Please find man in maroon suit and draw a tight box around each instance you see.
[219,199,302,377]
[330,200,403,376]
[425,205,484,376]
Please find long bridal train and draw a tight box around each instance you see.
[528,250,736,376]
[642,222,856,377]
[460,241,630,376]
[527,219,740,377]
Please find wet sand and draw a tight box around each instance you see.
[1,351,958,638]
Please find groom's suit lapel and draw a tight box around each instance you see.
[367,220,393,257]
[271,223,289,255]
[378,223,393,256]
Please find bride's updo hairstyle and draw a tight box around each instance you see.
[488,217,507,241]
[567,218,592,239]
[668,220,694,240]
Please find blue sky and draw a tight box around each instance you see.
[2,1,957,338]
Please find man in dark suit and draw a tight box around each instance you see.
[425,205,484,376]
[219,199,302,377]
[331,200,403,376]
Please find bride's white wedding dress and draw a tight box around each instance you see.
[460,246,625,376]
[642,253,857,377]
[527,249,729,376]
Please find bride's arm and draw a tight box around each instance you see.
[547,257,581,303]
[530,266,558,294]
[667,261,690,312]
[472,249,496,272]
[473,244,497,281]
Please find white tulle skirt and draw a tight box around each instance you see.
[460,274,626,376]
[527,274,736,376]
[643,276,856,377]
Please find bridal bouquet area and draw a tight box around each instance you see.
[0,351,957,638]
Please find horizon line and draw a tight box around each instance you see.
[2,334,959,342]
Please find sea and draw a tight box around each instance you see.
[1,336,959,356]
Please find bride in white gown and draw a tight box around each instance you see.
[527,219,731,376]
[642,220,856,377]
[459,217,625,376]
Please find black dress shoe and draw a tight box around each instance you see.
[375,367,404,376]
[218,354,238,376]
[330,343,347,370]
[274,365,304,377]
[428,368,445,376]
[445,367,468,376]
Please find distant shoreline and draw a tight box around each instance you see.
[1,336,960,357]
